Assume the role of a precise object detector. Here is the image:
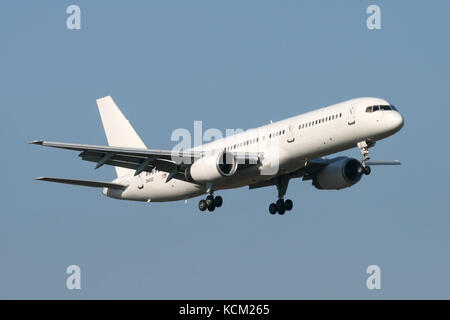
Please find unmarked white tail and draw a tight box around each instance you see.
[96,96,147,177]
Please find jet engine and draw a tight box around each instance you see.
[185,151,238,184]
[313,157,364,190]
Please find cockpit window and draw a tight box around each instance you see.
[366,104,397,113]
[366,105,397,112]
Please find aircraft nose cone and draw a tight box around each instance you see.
[390,112,404,132]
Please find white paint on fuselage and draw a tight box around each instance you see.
[104,97,404,202]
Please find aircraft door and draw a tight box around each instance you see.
[287,124,295,143]
[137,174,144,189]
[348,104,356,125]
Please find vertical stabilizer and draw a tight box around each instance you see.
[96,96,147,177]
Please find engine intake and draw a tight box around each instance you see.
[185,151,238,183]
[313,157,364,190]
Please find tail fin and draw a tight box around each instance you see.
[96,96,147,177]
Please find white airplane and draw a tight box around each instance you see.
[31,96,403,215]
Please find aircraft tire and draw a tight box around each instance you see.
[285,199,293,211]
[269,203,277,215]
[214,196,223,208]
[199,199,207,211]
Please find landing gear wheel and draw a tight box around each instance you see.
[276,199,286,215]
[269,203,277,215]
[207,203,215,212]
[214,196,223,208]
[364,166,371,175]
[205,195,214,207]
[199,199,207,212]
[199,194,222,212]
[284,199,293,211]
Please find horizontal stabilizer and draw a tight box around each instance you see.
[35,177,127,189]
[364,160,401,165]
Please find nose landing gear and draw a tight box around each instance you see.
[357,140,373,175]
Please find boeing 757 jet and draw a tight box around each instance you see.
[30,96,403,214]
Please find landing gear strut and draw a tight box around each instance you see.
[357,140,372,175]
[268,175,293,215]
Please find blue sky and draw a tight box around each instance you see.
[1,1,449,299]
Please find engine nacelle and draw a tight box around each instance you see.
[185,151,238,184]
[313,157,364,190]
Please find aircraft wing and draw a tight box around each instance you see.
[248,158,330,190]
[30,140,261,181]
[249,157,401,190]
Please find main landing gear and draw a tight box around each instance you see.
[269,199,293,215]
[198,194,223,212]
[357,140,372,176]
[268,175,293,215]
